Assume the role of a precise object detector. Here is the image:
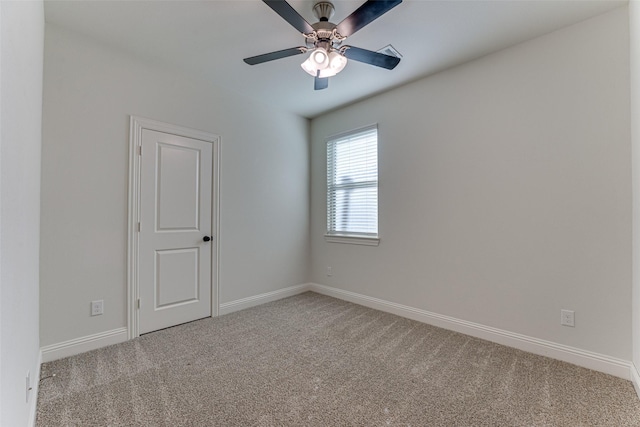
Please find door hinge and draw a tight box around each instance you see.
[137,222,141,232]
[138,145,142,156]
[137,299,141,309]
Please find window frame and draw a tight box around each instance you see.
[324,124,380,246]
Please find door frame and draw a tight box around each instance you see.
[127,116,220,339]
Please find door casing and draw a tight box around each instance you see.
[127,116,220,339]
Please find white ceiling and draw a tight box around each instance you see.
[44,0,625,118]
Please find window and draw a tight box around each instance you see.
[326,125,379,245]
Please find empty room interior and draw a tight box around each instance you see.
[6,0,640,425]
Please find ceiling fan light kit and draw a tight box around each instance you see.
[311,48,330,69]
[301,48,347,78]
[327,51,348,73]
[244,0,403,90]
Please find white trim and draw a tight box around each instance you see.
[219,283,312,315]
[326,123,378,143]
[127,117,141,339]
[309,283,632,379]
[40,327,128,363]
[631,363,640,399]
[212,138,221,318]
[324,234,380,246]
[27,350,42,427]
[128,116,220,339]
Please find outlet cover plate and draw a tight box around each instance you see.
[561,309,575,327]
[91,300,104,316]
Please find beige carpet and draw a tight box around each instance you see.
[37,292,640,426]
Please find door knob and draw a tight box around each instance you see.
[203,236,211,242]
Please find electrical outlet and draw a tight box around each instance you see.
[561,309,575,327]
[326,266,332,277]
[26,371,31,403]
[91,300,104,316]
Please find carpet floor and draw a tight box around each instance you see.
[37,292,640,426]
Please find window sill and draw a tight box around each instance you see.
[324,234,380,246]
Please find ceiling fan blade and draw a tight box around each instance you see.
[343,46,400,70]
[315,76,329,90]
[263,0,314,34]
[244,47,306,65]
[336,0,402,38]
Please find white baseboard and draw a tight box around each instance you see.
[41,327,129,363]
[309,283,632,380]
[36,284,634,383]
[219,283,312,315]
[631,363,640,399]
[40,284,313,362]
[27,350,43,427]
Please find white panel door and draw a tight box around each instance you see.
[139,129,213,334]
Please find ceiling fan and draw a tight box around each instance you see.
[243,0,403,90]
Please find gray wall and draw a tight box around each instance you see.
[0,1,44,425]
[40,25,310,347]
[310,8,631,360]
[631,0,640,379]
[39,4,637,373]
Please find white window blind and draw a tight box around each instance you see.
[327,125,378,236]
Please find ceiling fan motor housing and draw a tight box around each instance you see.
[310,21,336,39]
